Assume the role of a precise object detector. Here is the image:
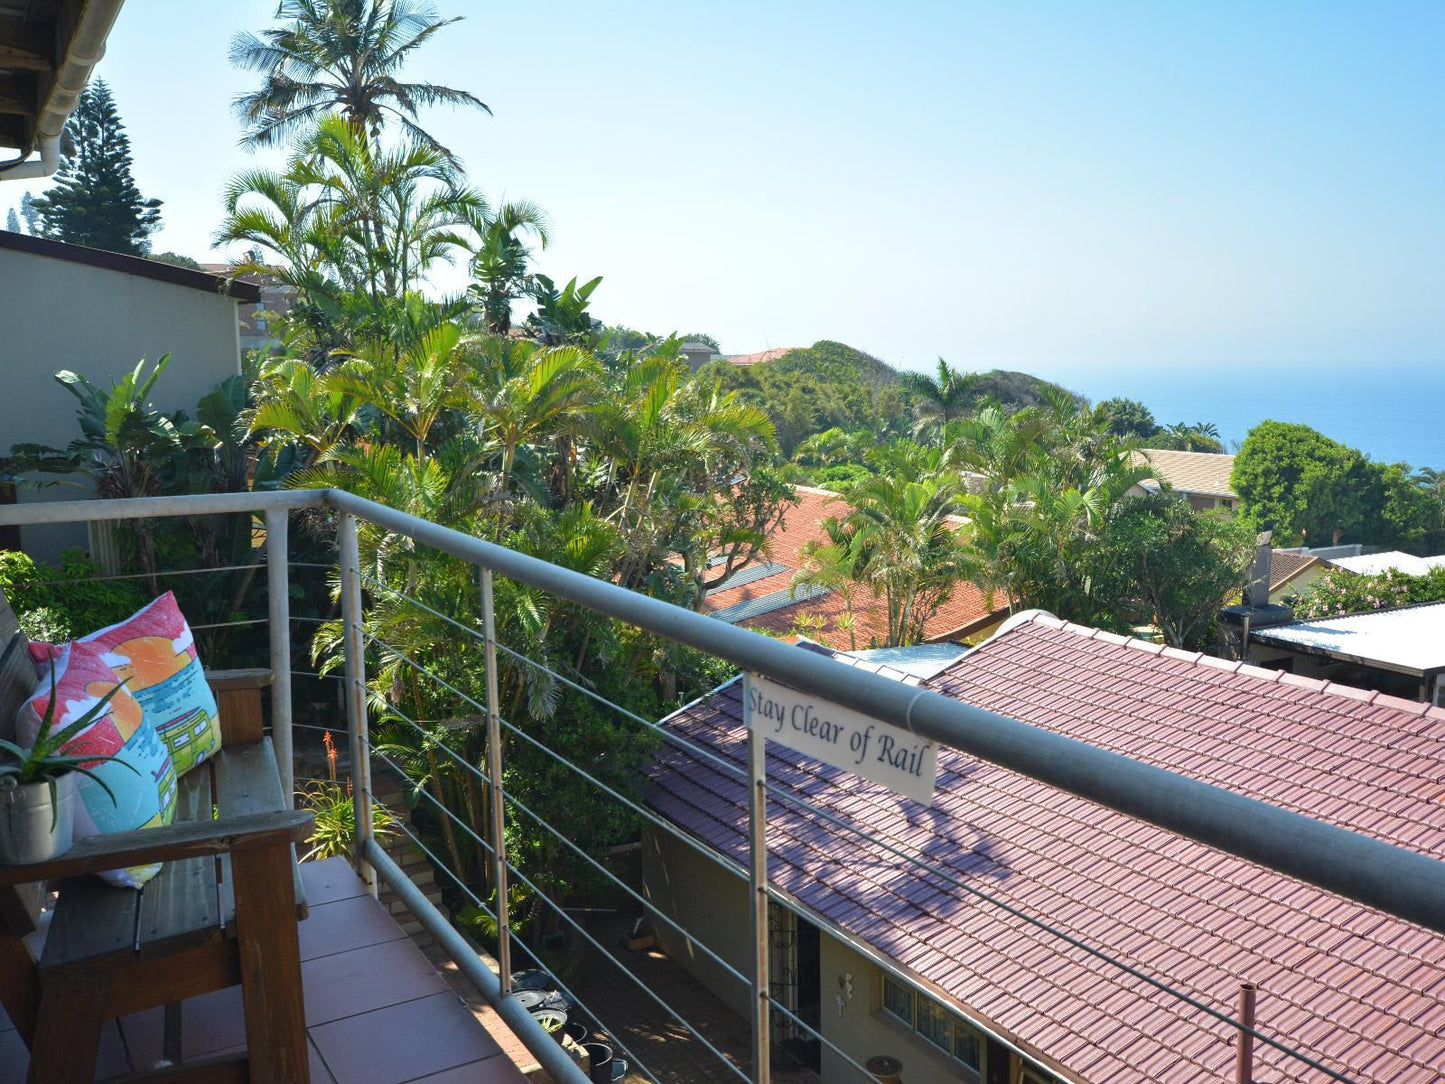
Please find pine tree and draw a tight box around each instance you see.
[30,81,162,254]
[4,208,19,234]
[19,192,41,234]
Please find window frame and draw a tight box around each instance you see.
[877,972,985,1082]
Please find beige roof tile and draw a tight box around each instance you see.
[1134,449,1237,498]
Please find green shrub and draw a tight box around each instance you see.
[1294,565,1445,619]
[0,548,148,640]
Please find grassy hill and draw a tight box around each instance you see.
[695,340,1079,454]
[768,340,900,386]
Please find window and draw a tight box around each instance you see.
[917,998,950,1052]
[954,1027,982,1072]
[1020,1068,1056,1084]
[879,974,984,1080]
[882,975,914,1025]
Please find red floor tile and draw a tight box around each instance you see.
[300,855,373,906]
[302,937,450,1026]
[299,893,408,961]
[309,991,524,1083]
[402,1059,530,1083]
[8,858,537,1083]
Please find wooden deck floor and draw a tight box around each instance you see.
[0,857,534,1083]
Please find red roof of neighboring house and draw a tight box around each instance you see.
[701,486,1003,647]
[646,617,1445,1083]
[725,347,794,366]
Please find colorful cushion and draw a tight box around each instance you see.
[15,640,178,888]
[31,593,223,776]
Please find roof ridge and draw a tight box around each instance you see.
[1042,620,1445,714]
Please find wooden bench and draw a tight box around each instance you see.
[0,590,315,1083]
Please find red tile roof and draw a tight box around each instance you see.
[646,616,1445,1083]
[725,347,795,366]
[701,486,1004,648]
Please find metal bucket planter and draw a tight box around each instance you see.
[581,1041,613,1084]
[0,773,76,865]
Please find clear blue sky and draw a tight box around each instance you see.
[7,1,1444,382]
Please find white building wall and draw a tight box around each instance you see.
[0,245,243,559]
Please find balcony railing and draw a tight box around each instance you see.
[4,489,1445,1084]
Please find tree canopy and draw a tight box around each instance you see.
[30,82,162,255]
[1232,421,1431,549]
[230,0,489,157]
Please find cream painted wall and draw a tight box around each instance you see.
[641,827,754,1021]
[0,246,243,559]
[644,826,1029,1083]
[820,935,988,1084]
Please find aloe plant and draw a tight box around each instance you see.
[0,664,138,830]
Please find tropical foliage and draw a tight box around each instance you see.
[6,0,1302,943]
[230,0,489,156]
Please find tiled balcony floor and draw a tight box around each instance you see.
[0,857,532,1083]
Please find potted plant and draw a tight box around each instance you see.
[0,670,132,865]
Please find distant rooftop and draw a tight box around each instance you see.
[723,347,794,366]
[841,641,968,679]
[1268,550,1321,592]
[702,485,1004,647]
[1328,551,1445,577]
[1252,600,1445,676]
[1133,448,1236,498]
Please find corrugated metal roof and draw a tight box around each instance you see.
[1252,601,1445,674]
[705,561,789,594]
[843,642,969,679]
[1327,551,1445,577]
[646,619,1445,1083]
[707,582,831,624]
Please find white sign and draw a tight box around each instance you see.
[745,673,939,805]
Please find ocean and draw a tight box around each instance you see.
[1042,362,1444,469]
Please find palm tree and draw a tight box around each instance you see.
[793,518,865,649]
[468,201,551,334]
[326,321,478,455]
[899,358,977,445]
[462,336,601,493]
[217,116,488,347]
[230,0,489,158]
[845,473,976,646]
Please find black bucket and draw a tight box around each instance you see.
[563,1021,590,1046]
[581,1042,613,1083]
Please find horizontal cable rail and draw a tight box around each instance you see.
[369,810,654,1084]
[7,488,1442,935]
[320,487,1445,938]
[362,832,594,1084]
[364,628,1348,1082]
[1,491,1436,1083]
[362,635,892,1082]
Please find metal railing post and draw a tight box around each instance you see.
[481,568,512,992]
[744,674,771,1084]
[264,508,294,806]
[339,512,376,895]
